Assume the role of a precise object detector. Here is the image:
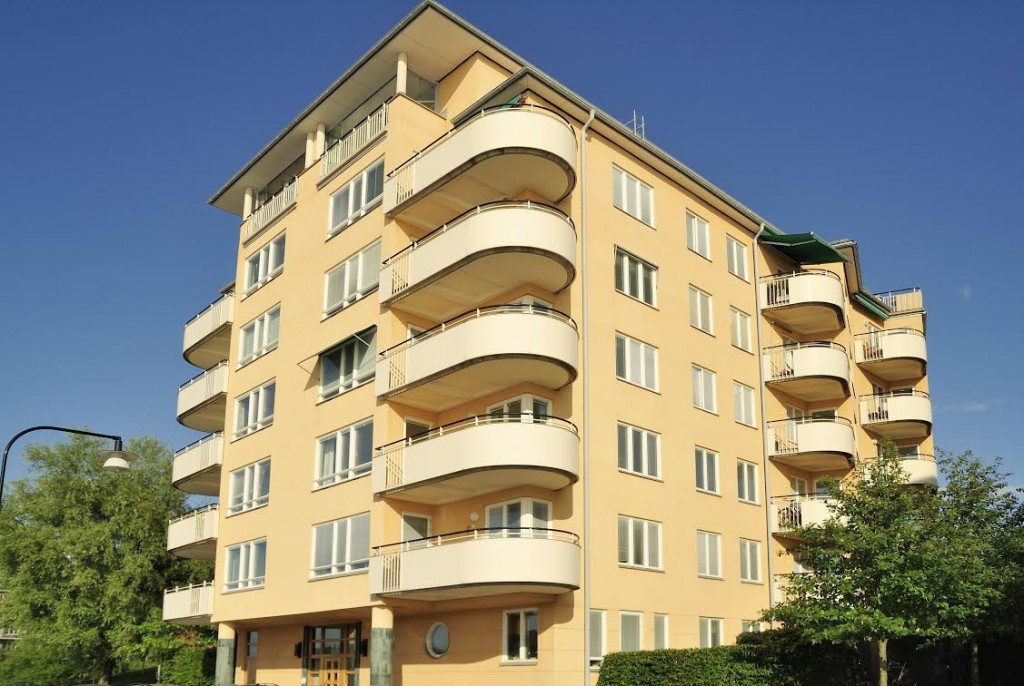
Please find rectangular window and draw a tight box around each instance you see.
[486,497,551,536]
[617,515,662,569]
[697,530,722,578]
[727,236,749,281]
[699,617,723,648]
[737,460,759,504]
[686,212,710,259]
[620,612,642,651]
[689,286,713,334]
[315,419,373,488]
[319,327,377,401]
[615,334,659,391]
[503,609,539,662]
[695,447,719,494]
[741,620,763,634]
[225,539,267,591]
[228,458,271,515]
[488,394,552,420]
[730,308,752,352]
[612,166,654,226]
[234,380,275,438]
[324,241,382,315]
[740,539,762,583]
[244,234,285,295]
[654,614,669,649]
[311,512,370,578]
[691,365,716,412]
[589,610,606,667]
[614,248,657,306]
[617,423,661,479]
[329,159,384,235]
[733,382,756,426]
[239,305,280,366]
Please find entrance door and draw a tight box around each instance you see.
[243,630,258,684]
[308,624,360,686]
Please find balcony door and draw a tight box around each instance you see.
[486,498,550,538]
[402,513,430,550]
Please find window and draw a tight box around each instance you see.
[615,334,659,391]
[239,305,280,366]
[617,515,662,569]
[741,621,763,634]
[315,419,373,488]
[612,166,654,226]
[689,286,713,334]
[488,394,552,420]
[245,630,259,658]
[740,539,762,583]
[244,234,285,295]
[686,212,710,259]
[225,539,266,591]
[234,380,275,438]
[324,241,381,315]
[589,610,606,667]
[620,612,642,651]
[311,513,370,578]
[614,248,657,306]
[503,609,538,662]
[733,382,756,426]
[737,460,759,504]
[697,530,722,578]
[695,447,719,494]
[699,617,723,648]
[654,614,669,649]
[691,366,716,412]
[727,236,749,281]
[617,423,660,479]
[425,623,450,659]
[487,498,550,536]
[329,158,384,235]
[730,308,752,352]
[319,327,376,401]
[228,458,271,515]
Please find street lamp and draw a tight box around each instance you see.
[0,426,139,510]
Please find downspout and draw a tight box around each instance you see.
[753,222,777,612]
[580,108,596,685]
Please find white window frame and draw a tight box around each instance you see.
[617,515,662,570]
[328,158,384,236]
[617,422,661,479]
[691,365,717,413]
[741,620,763,634]
[502,608,539,663]
[227,458,271,515]
[314,418,373,489]
[243,233,285,296]
[726,235,750,281]
[615,333,659,391]
[612,166,654,227]
[686,211,711,259]
[733,382,756,427]
[310,512,370,578]
[614,247,658,307]
[238,305,280,367]
[486,497,551,537]
[737,460,759,504]
[589,609,606,668]
[654,614,669,649]
[487,394,553,421]
[234,380,275,439]
[225,538,266,591]
[319,326,376,401]
[740,539,762,583]
[689,286,714,334]
[620,611,643,652]
[699,617,723,648]
[730,308,752,352]
[323,240,382,316]
[695,446,719,495]
[697,530,722,579]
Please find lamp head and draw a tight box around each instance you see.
[100,449,138,472]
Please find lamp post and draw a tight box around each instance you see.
[0,426,138,511]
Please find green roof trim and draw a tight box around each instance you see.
[853,292,890,320]
[760,232,849,265]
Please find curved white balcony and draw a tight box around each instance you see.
[376,305,578,412]
[763,342,850,402]
[162,582,214,625]
[167,505,218,560]
[183,293,234,369]
[370,528,579,601]
[374,415,579,504]
[854,328,927,381]
[860,391,932,439]
[380,202,577,321]
[384,105,577,229]
[768,417,855,471]
[771,495,836,538]
[900,454,938,487]
[176,362,229,432]
[172,433,223,496]
[759,270,845,334]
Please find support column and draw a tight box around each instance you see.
[305,131,316,167]
[396,52,408,95]
[315,122,327,158]
[242,187,254,217]
[214,624,236,686]
[370,605,394,686]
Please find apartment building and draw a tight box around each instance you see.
[164,3,934,685]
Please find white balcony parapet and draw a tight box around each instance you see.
[760,269,844,309]
[167,505,219,557]
[876,287,924,314]
[767,417,855,471]
[244,179,297,242]
[854,328,927,367]
[177,361,229,419]
[172,433,223,495]
[771,495,835,534]
[182,292,234,363]
[900,454,939,487]
[162,581,214,624]
[370,527,579,598]
[320,102,388,181]
[859,391,933,434]
[763,342,850,384]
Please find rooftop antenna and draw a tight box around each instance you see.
[627,109,646,140]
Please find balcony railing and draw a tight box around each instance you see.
[876,287,924,314]
[177,361,229,425]
[163,581,214,624]
[320,102,388,181]
[167,504,219,559]
[771,495,835,533]
[760,269,841,308]
[860,391,932,423]
[855,328,925,361]
[172,433,223,495]
[762,342,850,401]
[244,179,297,242]
[183,292,234,367]
[767,417,855,471]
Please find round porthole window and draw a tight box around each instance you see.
[425,622,450,659]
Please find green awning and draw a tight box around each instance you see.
[761,233,849,265]
[853,292,890,320]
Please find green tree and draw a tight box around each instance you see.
[0,435,213,685]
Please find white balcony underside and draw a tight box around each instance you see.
[855,331,928,381]
[860,395,933,440]
[183,295,233,369]
[172,434,223,496]
[167,508,219,560]
[903,458,939,487]
[176,364,228,433]
[764,346,850,402]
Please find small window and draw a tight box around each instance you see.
[319,327,376,401]
[225,539,267,591]
[730,308,752,352]
[695,447,719,494]
[620,612,642,651]
[329,159,384,236]
[691,366,716,412]
[311,513,370,578]
[697,530,722,578]
[686,212,710,259]
[324,241,381,316]
[727,236,749,281]
[617,515,662,570]
[425,623,450,659]
[503,609,539,662]
[733,382,756,426]
[234,380,275,438]
[699,617,723,648]
[617,423,661,479]
[315,419,373,489]
[737,460,759,504]
[614,248,657,306]
[612,167,654,226]
[228,458,271,515]
[588,610,606,668]
[654,614,669,649]
[740,539,762,583]
[239,305,280,366]
[689,286,713,334]
[244,234,286,295]
[741,620,763,634]
[616,334,659,391]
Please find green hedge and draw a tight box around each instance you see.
[163,645,216,686]
[597,646,776,686]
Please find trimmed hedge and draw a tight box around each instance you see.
[164,645,216,686]
[597,646,776,686]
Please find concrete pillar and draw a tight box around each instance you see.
[214,624,236,686]
[315,122,327,158]
[243,187,254,217]
[305,131,316,167]
[370,606,394,686]
[396,52,408,95]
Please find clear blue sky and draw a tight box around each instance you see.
[1,1,1021,485]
